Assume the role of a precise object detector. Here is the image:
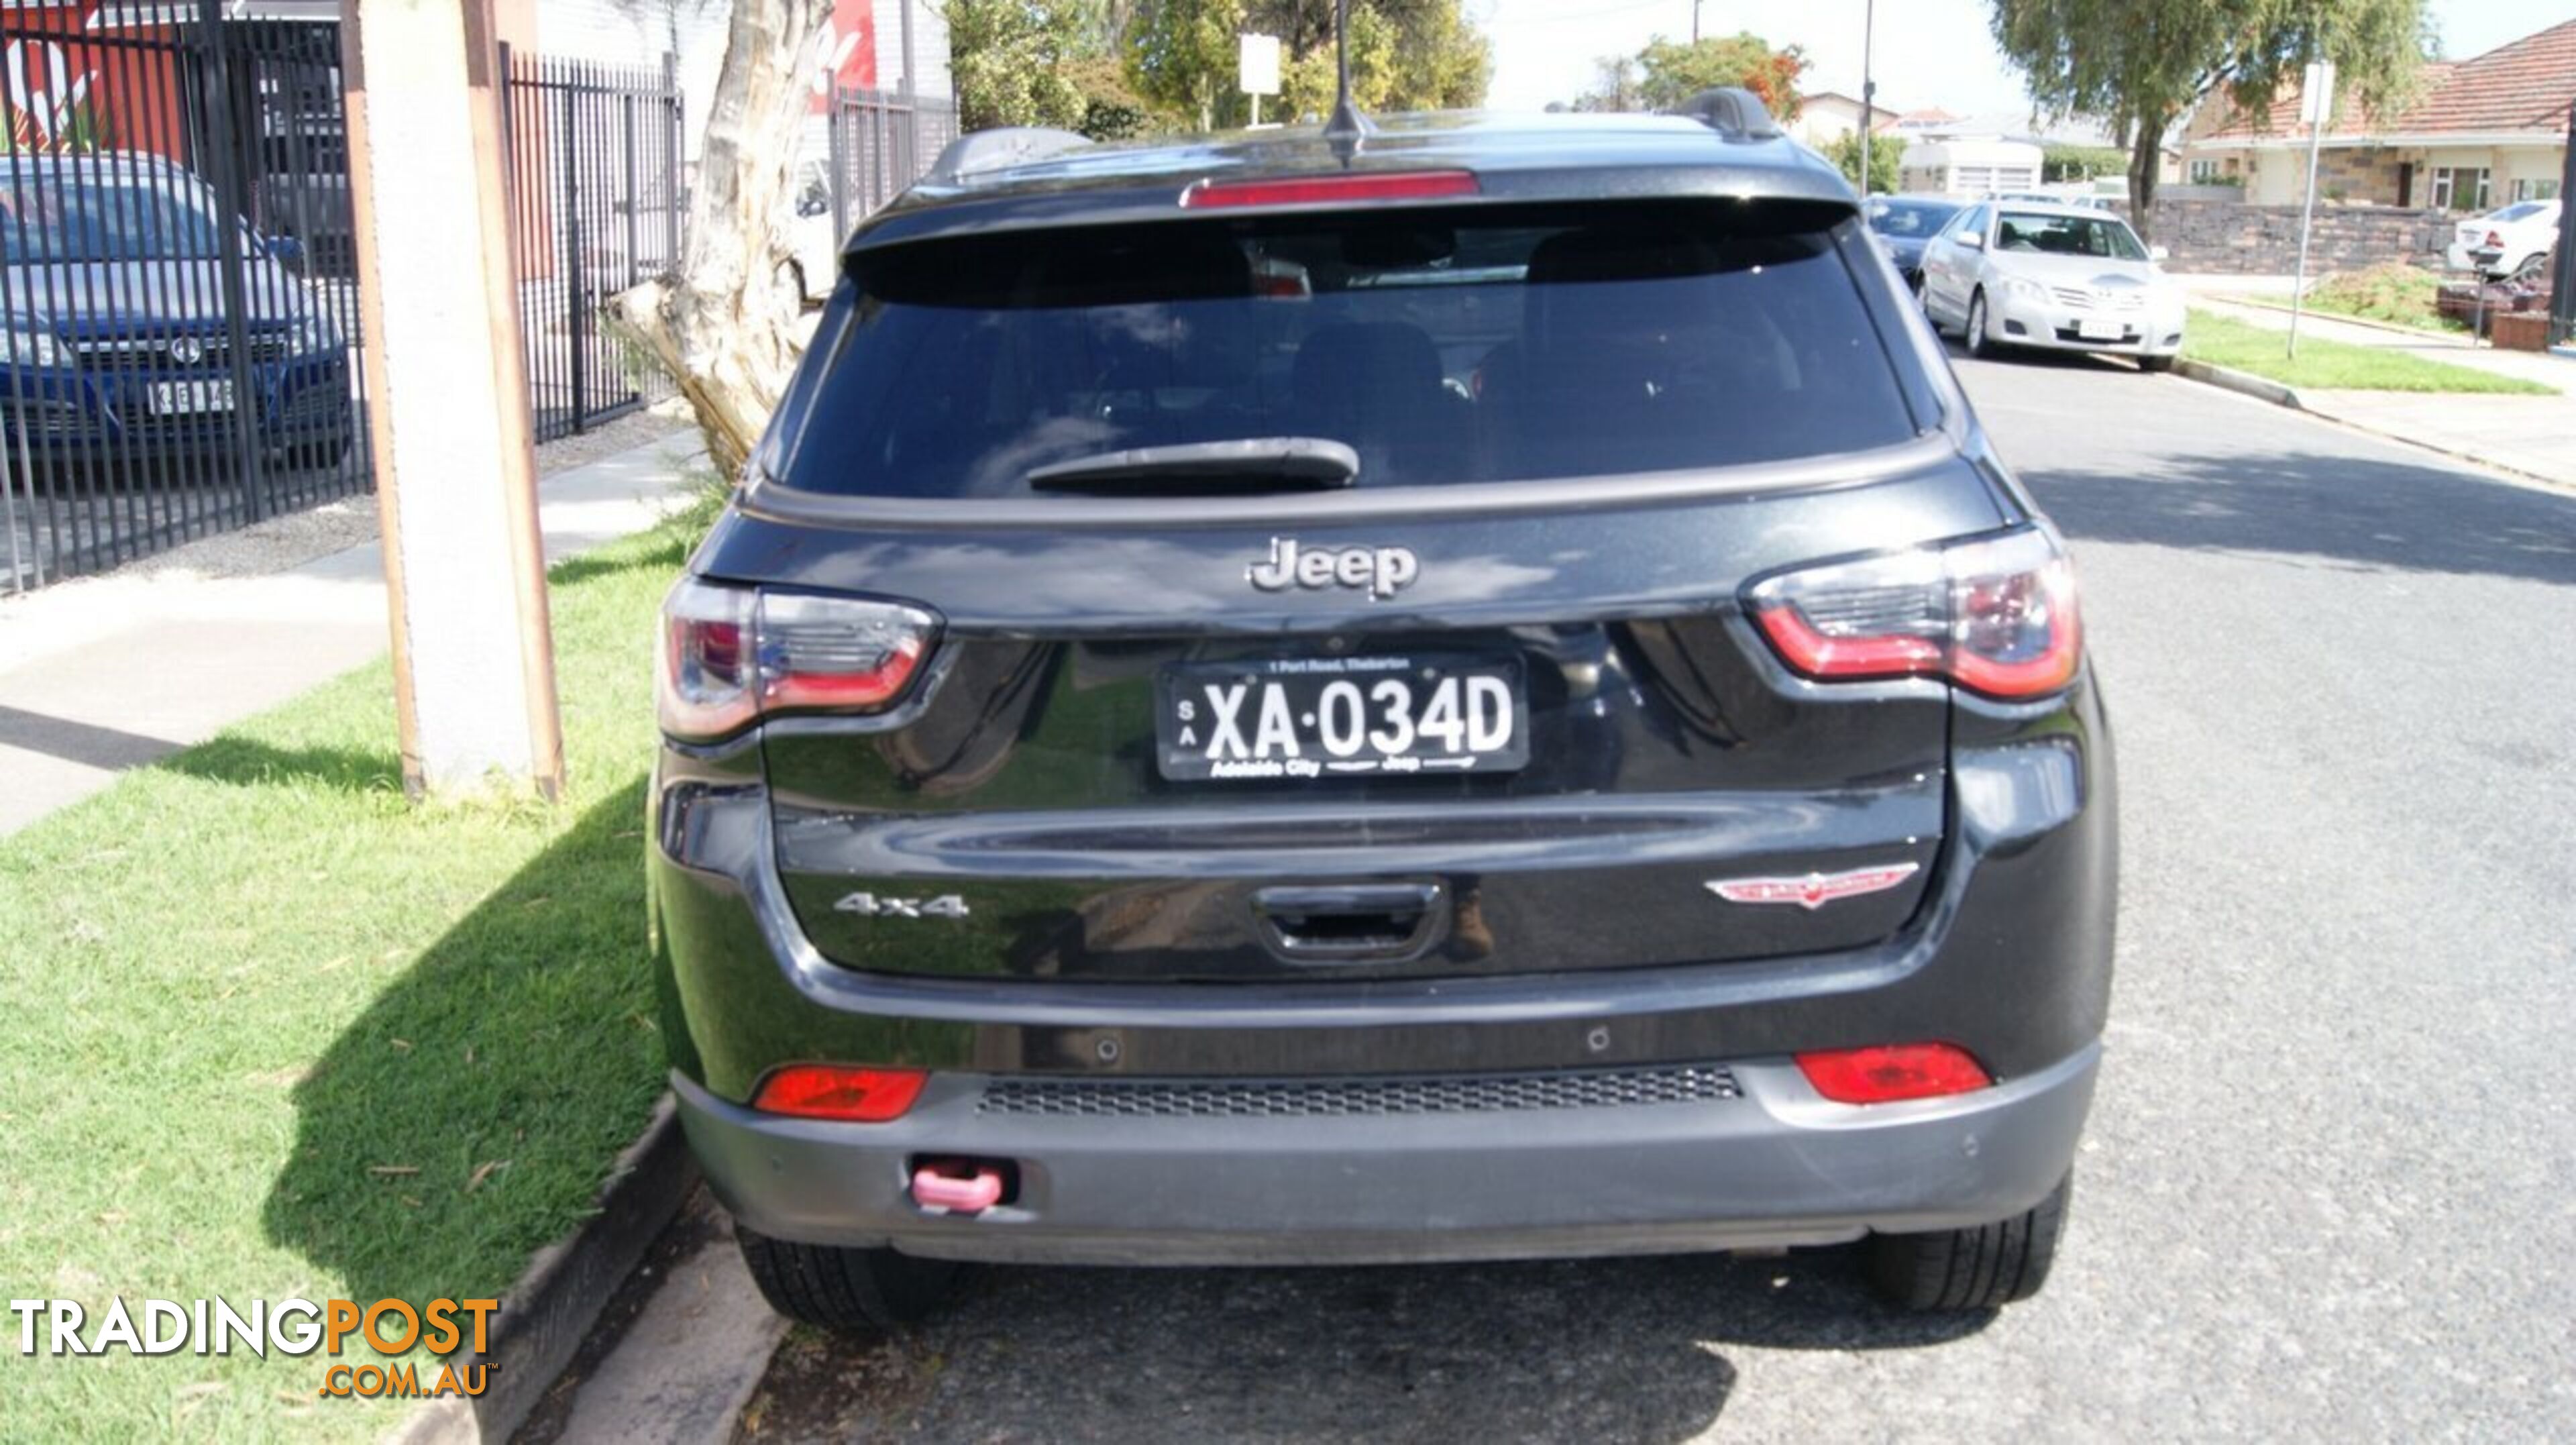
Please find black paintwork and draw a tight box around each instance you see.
[651,113,2117,1159]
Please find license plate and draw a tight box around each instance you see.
[2077,318,2123,341]
[1156,655,1528,782]
[149,378,235,415]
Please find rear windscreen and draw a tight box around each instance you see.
[780,201,1921,498]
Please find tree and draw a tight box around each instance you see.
[1990,0,2426,237]
[605,0,719,60]
[944,0,1091,131]
[1572,55,1643,113]
[1124,0,1246,129]
[1127,0,1489,129]
[1631,32,1807,119]
[1829,129,1899,195]
[607,0,835,477]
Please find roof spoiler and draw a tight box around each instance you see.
[927,127,1093,183]
[1668,87,1783,140]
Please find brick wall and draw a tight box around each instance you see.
[2116,199,2453,274]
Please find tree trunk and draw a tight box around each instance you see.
[2126,113,2168,243]
[607,0,833,479]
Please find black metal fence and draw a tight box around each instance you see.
[824,86,959,246]
[1,14,367,595]
[1,15,684,596]
[501,51,684,444]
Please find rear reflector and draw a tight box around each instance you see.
[751,1065,928,1122]
[1795,1043,1991,1104]
[1180,170,1479,210]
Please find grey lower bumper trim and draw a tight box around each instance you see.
[676,1044,2099,1267]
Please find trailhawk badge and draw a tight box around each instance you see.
[1706,862,1921,910]
[1248,538,1418,600]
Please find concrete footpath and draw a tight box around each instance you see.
[0,431,700,835]
[2184,288,2576,490]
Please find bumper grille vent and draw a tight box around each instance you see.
[977,1065,1740,1120]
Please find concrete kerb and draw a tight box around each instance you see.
[385,1098,696,1445]
[2174,358,2306,410]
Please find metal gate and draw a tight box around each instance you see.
[500,51,684,443]
[824,86,959,244]
[1,11,368,595]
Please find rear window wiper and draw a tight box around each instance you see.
[1026,437,1359,496]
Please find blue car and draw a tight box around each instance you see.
[1,151,354,479]
[1863,193,1964,294]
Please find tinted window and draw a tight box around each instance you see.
[1865,199,1960,237]
[1993,211,2147,260]
[2488,202,2545,222]
[780,202,1921,498]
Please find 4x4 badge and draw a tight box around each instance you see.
[1248,538,1418,600]
[1706,863,1920,910]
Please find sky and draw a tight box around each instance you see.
[1479,0,2576,117]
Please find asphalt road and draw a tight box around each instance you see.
[733,354,2576,1442]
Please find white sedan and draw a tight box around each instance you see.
[1917,201,2187,372]
[2445,199,2560,280]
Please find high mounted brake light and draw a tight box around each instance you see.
[1746,528,2082,701]
[658,580,938,741]
[1179,170,1479,210]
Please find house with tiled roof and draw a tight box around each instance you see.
[2180,18,2573,211]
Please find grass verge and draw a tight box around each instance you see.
[0,501,709,1439]
[2184,310,2557,395]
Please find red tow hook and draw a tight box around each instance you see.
[910,1161,1006,1215]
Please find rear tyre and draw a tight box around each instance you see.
[1963,289,1994,358]
[1865,1173,2070,1311]
[737,1226,963,1332]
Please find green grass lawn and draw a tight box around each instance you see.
[2184,309,2558,395]
[0,509,704,1439]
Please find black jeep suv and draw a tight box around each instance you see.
[651,96,2115,1329]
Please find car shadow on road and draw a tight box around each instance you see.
[756,1250,1990,1442]
[2020,448,2576,586]
[1947,339,2576,585]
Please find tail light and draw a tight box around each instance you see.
[1746,527,2082,700]
[659,579,938,741]
[752,1065,928,1122]
[2483,229,2502,248]
[1796,1043,1991,1104]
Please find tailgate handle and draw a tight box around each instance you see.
[1252,882,1446,962]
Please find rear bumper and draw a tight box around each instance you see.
[676,1042,2098,1265]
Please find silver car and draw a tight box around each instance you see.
[1918,201,2186,372]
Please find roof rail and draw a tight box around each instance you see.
[926,127,1094,183]
[1668,87,1783,140]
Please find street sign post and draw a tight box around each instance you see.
[1240,34,1281,127]
[2288,59,2334,359]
